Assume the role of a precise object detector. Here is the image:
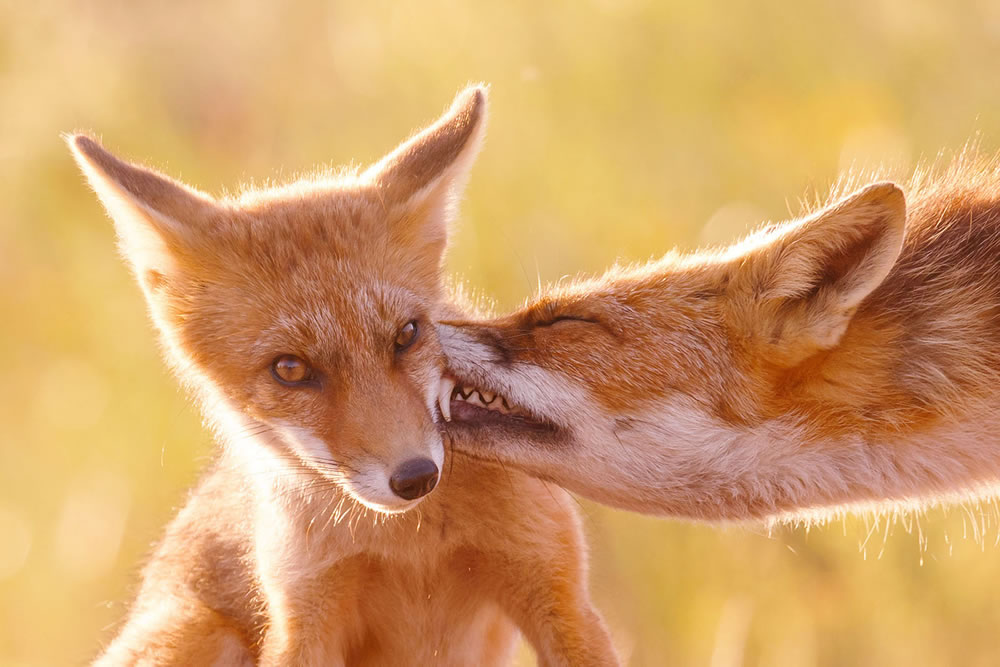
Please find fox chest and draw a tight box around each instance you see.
[314,556,518,666]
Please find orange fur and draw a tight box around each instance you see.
[439,151,1000,522]
[70,87,617,665]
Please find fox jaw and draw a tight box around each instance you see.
[436,182,928,519]
[70,87,487,514]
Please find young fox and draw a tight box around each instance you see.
[437,157,1000,522]
[70,88,617,665]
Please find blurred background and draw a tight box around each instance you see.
[4,1,1000,665]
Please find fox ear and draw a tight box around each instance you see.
[363,85,488,264]
[67,134,218,292]
[737,182,906,363]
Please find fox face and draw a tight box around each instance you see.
[71,87,487,513]
[438,183,907,518]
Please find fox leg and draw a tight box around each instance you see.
[256,582,352,667]
[94,596,253,667]
[486,554,619,667]
[255,555,369,667]
[257,619,347,667]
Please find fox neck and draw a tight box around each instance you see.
[600,391,1000,522]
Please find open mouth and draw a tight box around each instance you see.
[436,377,556,432]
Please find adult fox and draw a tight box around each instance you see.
[437,159,1000,521]
[70,88,616,665]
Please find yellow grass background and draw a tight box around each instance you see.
[4,1,1000,664]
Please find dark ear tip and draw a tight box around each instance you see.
[453,84,489,123]
[468,86,487,107]
[65,133,105,164]
[859,181,906,211]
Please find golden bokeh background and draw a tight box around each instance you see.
[4,1,1000,665]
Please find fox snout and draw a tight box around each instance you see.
[334,404,445,513]
[436,323,502,364]
[434,322,585,441]
[277,421,444,514]
[268,367,446,515]
[389,458,440,500]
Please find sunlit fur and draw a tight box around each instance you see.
[440,149,1000,523]
[71,88,617,666]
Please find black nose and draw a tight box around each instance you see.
[389,458,439,500]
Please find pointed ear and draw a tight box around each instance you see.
[736,182,906,363]
[363,85,488,263]
[67,134,218,292]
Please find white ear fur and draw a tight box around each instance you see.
[67,134,216,289]
[743,182,906,354]
[362,85,488,254]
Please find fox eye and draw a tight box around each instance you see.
[538,315,599,328]
[394,320,419,351]
[271,355,313,385]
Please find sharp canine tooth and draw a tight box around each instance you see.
[437,377,455,422]
[437,380,518,418]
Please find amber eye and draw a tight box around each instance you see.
[394,320,419,351]
[271,355,313,385]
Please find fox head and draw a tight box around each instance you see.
[70,86,487,513]
[437,183,907,518]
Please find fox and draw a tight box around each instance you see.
[69,87,618,666]
[435,155,1000,523]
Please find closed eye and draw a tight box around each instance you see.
[532,313,621,340]
[533,315,600,328]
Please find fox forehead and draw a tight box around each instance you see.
[205,191,396,266]
[196,193,443,299]
[174,188,436,325]
[247,280,432,357]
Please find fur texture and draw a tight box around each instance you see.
[438,151,1000,522]
[71,87,617,666]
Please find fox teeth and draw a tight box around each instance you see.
[449,383,520,417]
[437,377,455,422]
